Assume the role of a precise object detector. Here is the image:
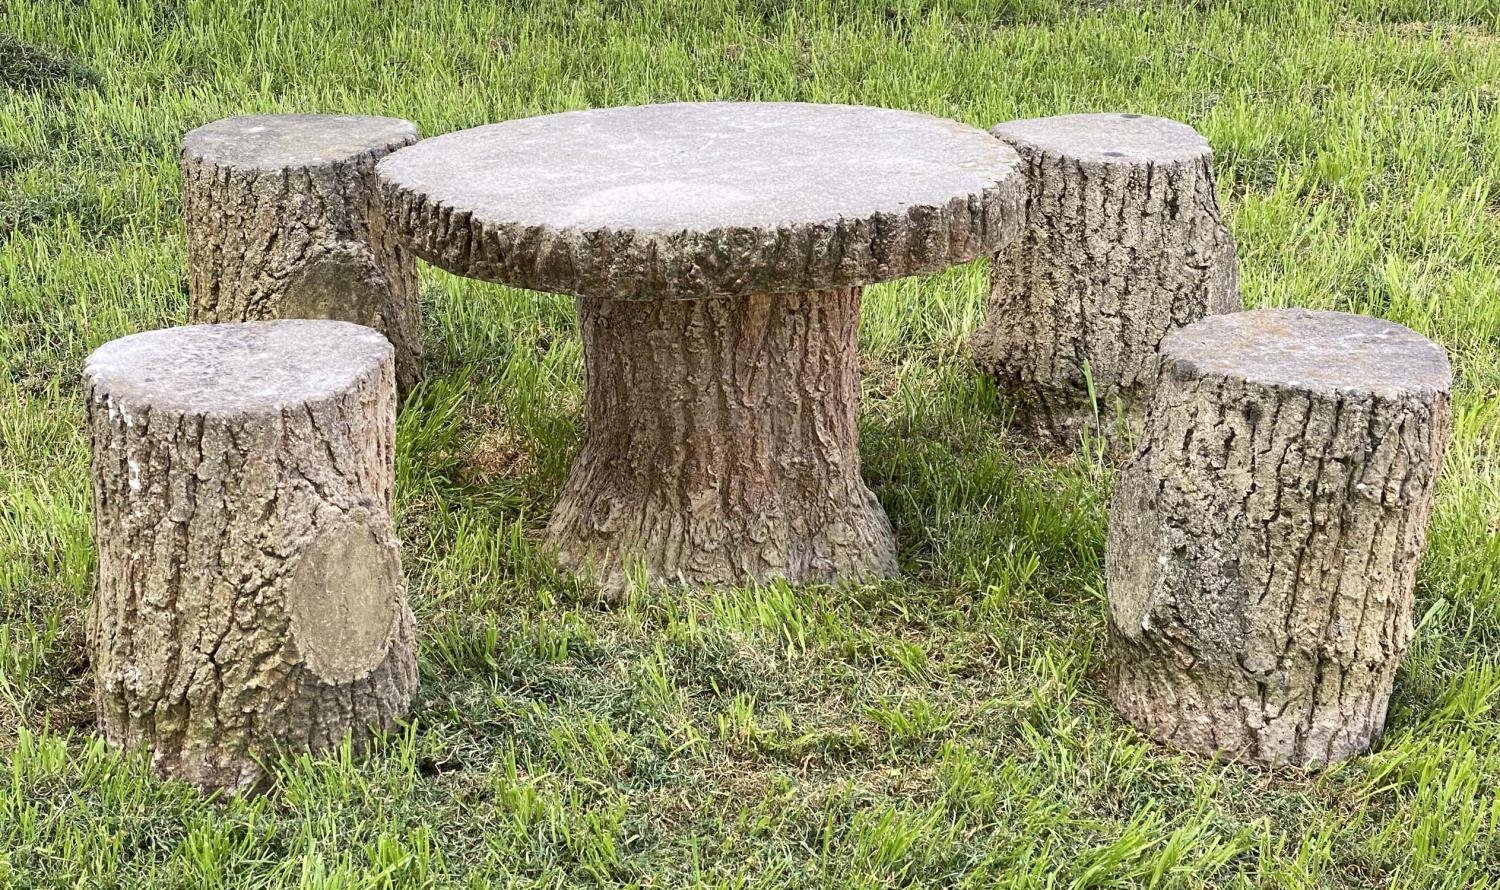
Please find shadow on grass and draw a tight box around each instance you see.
[0,35,98,93]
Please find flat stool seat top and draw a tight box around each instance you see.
[181,114,420,172]
[85,320,393,415]
[1160,308,1451,398]
[377,102,1025,300]
[991,113,1211,164]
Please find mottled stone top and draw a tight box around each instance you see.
[85,320,392,415]
[182,114,420,171]
[1162,309,1452,398]
[377,102,1025,299]
[992,113,1210,164]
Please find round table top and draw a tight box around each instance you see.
[378,102,1025,300]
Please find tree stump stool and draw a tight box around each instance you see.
[85,320,417,792]
[377,102,1025,596]
[971,113,1240,447]
[181,114,425,397]
[1106,309,1451,768]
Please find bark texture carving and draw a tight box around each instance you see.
[1106,309,1451,768]
[182,114,425,396]
[971,113,1240,447]
[86,320,416,793]
[383,182,1022,302]
[546,288,898,595]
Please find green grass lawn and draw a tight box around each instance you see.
[3,0,1499,886]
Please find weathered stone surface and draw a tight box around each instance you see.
[85,320,416,792]
[971,113,1240,447]
[993,113,1215,163]
[182,114,425,396]
[547,288,897,594]
[1106,309,1451,768]
[376,102,1025,300]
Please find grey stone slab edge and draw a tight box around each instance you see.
[181,113,422,173]
[377,134,1027,301]
[1160,308,1452,399]
[85,319,393,417]
[991,113,1212,164]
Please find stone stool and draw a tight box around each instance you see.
[181,114,425,396]
[1106,309,1451,768]
[971,113,1240,447]
[85,320,417,792]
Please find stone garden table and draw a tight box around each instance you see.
[378,102,1024,593]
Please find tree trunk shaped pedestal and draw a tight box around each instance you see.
[550,288,890,589]
[181,114,426,396]
[1106,309,1451,768]
[971,113,1240,448]
[85,320,417,792]
[377,102,1026,594]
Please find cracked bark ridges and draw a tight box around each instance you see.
[1104,312,1451,768]
[181,118,425,396]
[380,179,1024,301]
[86,331,415,793]
[546,288,898,596]
[971,122,1239,448]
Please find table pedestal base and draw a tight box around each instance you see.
[547,287,898,596]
